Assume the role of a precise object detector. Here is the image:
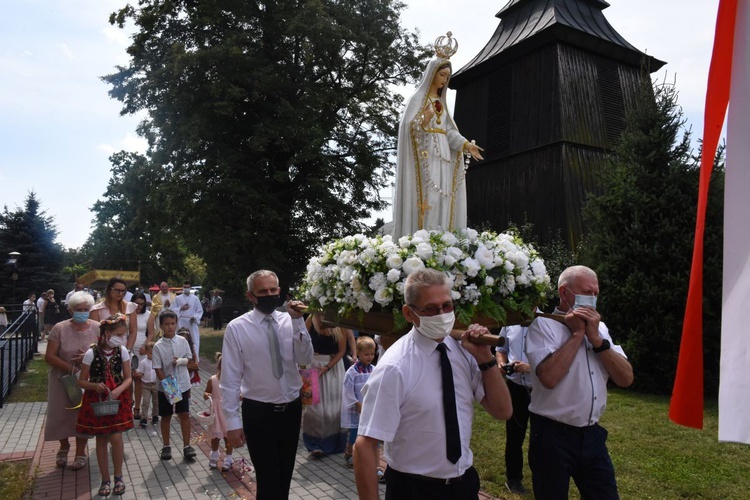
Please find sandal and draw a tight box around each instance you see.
[70,455,87,471]
[133,408,141,420]
[113,476,126,496]
[55,447,70,467]
[98,480,111,497]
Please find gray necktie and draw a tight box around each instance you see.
[264,316,284,378]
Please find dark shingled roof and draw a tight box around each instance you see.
[451,0,665,86]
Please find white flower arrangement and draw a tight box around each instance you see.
[299,228,551,329]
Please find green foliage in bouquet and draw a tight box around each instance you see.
[299,228,551,328]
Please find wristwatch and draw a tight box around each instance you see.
[477,357,498,371]
[593,339,611,353]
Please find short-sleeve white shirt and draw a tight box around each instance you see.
[525,310,627,427]
[82,345,130,365]
[152,334,193,393]
[358,329,484,479]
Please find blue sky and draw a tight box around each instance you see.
[0,0,718,249]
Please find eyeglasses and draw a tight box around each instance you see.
[408,302,454,317]
[112,289,127,294]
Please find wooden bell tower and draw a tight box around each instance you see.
[450,0,665,247]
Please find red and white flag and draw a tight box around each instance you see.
[670,0,750,444]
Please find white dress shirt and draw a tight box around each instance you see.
[499,325,532,388]
[525,309,627,427]
[220,308,313,431]
[152,334,193,393]
[358,329,484,479]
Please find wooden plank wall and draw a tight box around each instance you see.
[456,41,644,248]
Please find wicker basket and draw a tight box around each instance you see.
[196,396,215,427]
[91,392,120,417]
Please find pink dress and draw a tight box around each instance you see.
[206,375,227,439]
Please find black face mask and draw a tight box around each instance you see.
[254,295,280,314]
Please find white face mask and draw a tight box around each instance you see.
[414,311,456,340]
[107,336,126,349]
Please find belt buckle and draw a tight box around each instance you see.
[272,403,287,412]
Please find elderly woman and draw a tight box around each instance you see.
[44,291,100,470]
[90,278,137,351]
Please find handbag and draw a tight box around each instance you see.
[299,368,320,406]
[161,374,183,405]
[61,366,82,408]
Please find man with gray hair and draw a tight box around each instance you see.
[221,270,312,500]
[526,265,633,499]
[354,268,512,499]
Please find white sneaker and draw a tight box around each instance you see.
[222,455,234,471]
[209,451,219,469]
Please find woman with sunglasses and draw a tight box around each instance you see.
[90,278,138,352]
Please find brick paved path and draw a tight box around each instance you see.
[1,342,500,499]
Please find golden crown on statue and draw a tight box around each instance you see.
[434,31,459,59]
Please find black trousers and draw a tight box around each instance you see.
[212,308,222,329]
[505,379,531,481]
[528,413,619,500]
[242,398,302,500]
[384,466,480,500]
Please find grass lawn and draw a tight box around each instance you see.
[198,327,224,365]
[472,388,750,499]
[5,356,48,403]
[0,460,35,500]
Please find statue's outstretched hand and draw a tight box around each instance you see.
[466,142,485,161]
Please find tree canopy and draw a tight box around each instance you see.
[581,76,724,395]
[99,0,428,291]
[0,192,65,302]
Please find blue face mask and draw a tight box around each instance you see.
[573,294,597,310]
[72,311,90,323]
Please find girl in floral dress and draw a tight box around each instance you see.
[202,353,235,470]
[76,314,134,496]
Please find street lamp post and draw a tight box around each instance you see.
[7,252,20,301]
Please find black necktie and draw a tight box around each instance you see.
[436,342,461,464]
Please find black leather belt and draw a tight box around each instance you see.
[244,397,300,413]
[388,467,464,485]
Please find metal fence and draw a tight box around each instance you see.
[0,304,38,408]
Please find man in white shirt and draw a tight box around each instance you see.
[525,265,633,499]
[22,292,37,336]
[65,282,83,305]
[36,291,47,337]
[222,270,312,500]
[150,282,175,317]
[354,268,512,500]
[496,324,533,495]
[169,281,203,361]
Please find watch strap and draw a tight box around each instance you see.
[478,357,498,371]
[593,339,611,353]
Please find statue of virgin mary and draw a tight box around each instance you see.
[392,33,484,238]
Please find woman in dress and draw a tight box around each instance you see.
[90,278,138,351]
[302,313,349,457]
[392,36,484,238]
[43,291,99,471]
[131,292,155,421]
[41,288,60,341]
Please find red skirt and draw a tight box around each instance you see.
[76,387,134,436]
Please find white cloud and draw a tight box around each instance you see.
[98,132,148,156]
